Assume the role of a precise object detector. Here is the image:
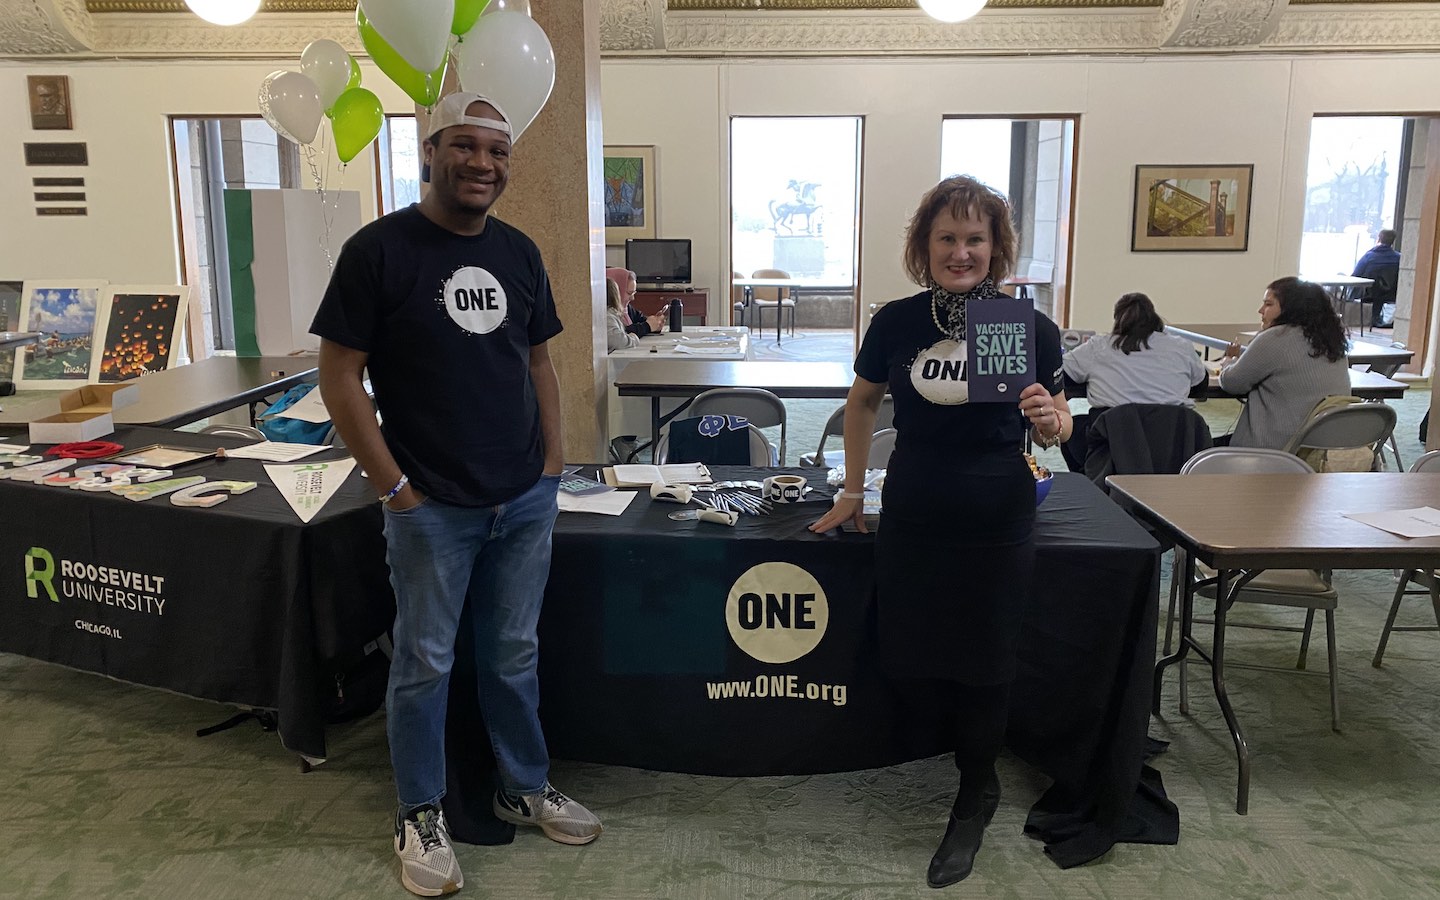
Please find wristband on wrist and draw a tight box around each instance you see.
[838,491,866,500]
[379,474,409,504]
[1032,426,1061,449]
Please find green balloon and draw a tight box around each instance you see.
[452,0,491,38]
[347,56,362,91]
[357,8,447,108]
[330,87,384,164]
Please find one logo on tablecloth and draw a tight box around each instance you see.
[442,266,507,335]
[725,562,829,664]
[24,546,57,602]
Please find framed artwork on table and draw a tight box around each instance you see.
[14,281,106,389]
[603,145,656,245]
[27,75,73,130]
[93,285,189,382]
[1131,164,1254,252]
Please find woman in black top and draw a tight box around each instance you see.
[811,175,1070,888]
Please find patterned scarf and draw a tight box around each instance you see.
[929,276,1003,341]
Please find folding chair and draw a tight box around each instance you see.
[1372,450,1440,668]
[689,387,788,464]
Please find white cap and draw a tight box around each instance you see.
[426,91,512,142]
[422,92,513,183]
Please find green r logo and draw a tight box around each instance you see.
[24,547,57,602]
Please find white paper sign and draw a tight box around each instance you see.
[558,491,638,517]
[1344,507,1440,539]
[272,388,331,424]
[225,441,328,462]
[265,458,356,523]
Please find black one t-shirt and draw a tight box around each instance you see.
[854,289,1063,464]
[310,205,563,507]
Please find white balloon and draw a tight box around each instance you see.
[454,11,554,140]
[257,70,323,146]
[301,39,353,113]
[482,0,530,16]
[359,0,454,73]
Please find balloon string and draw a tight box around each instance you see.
[303,142,335,273]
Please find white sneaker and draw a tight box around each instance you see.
[394,805,463,896]
[493,782,603,845]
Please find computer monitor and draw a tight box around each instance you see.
[625,239,692,287]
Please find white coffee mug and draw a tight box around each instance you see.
[762,474,807,504]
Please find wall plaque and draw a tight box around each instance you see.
[36,207,88,216]
[24,143,88,166]
[35,192,86,202]
[33,176,84,187]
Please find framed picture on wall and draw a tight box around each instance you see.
[93,285,189,382]
[14,281,105,389]
[27,75,73,130]
[1131,164,1254,252]
[603,145,656,245]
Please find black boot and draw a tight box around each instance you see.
[926,810,986,888]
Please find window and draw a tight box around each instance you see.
[940,117,1077,323]
[170,117,300,357]
[378,115,421,215]
[1300,116,1406,276]
[730,116,863,288]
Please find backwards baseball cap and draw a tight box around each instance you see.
[421,91,513,183]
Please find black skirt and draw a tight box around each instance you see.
[874,446,1036,684]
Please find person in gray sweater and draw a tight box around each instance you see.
[1218,277,1351,449]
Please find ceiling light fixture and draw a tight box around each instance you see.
[918,0,988,24]
[184,0,262,26]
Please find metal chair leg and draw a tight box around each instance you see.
[1297,608,1316,670]
[1325,607,1341,732]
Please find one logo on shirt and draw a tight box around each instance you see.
[911,339,970,406]
[442,266,508,334]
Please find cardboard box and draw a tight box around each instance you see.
[29,383,139,444]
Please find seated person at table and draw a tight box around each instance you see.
[810,175,1070,889]
[604,278,639,352]
[1352,229,1400,329]
[606,267,664,337]
[1059,292,1207,471]
[1217,276,1350,448]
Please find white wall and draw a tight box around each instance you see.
[3,53,1438,341]
[600,53,1440,335]
[0,59,412,286]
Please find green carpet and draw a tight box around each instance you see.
[2,385,1437,899]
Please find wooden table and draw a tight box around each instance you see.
[1108,473,1440,814]
[615,359,852,450]
[1168,323,1414,376]
[0,355,316,429]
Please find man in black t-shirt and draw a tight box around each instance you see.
[311,92,601,898]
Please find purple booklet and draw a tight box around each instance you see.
[965,296,1035,402]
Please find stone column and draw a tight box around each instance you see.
[492,0,608,462]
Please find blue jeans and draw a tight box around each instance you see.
[382,474,560,809]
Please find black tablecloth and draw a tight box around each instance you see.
[0,426,394,760]
[446,469,1178,867]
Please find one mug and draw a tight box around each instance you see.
[762,474,807,504]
